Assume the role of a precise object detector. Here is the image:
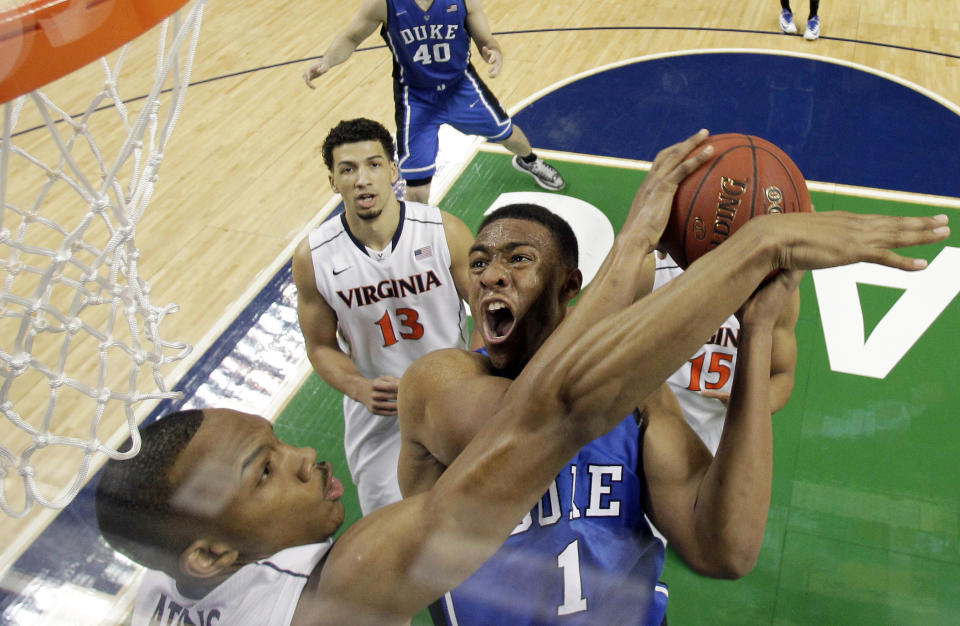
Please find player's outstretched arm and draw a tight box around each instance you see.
[764,210,949,271]
[538,210,949,440]
[292,239,399,415]
[303,0,385,88]
[300,350,606,623]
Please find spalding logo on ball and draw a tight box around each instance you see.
[660,133,813,268]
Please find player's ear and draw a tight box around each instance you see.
[390,160,399,184]
[560,268,582,304]
[328,173,338,194]
[179,539,240,580]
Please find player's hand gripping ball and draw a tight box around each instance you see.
[660,133,813,268]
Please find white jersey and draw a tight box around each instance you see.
[653,253,740,454]
[132,541,332,626]
[308,201,467,512]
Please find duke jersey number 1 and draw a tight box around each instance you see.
[437,394,668,625]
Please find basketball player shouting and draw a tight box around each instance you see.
[397,201,790,622]
[291,118,474,514]
[302,0,565,204]
[96,130,949,625]
[395,130,937,622]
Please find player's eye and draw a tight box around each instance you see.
[511,254,531,263]
[258,461,272,486]
[469,258,487,270]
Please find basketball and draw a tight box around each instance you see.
[660,133,812,268]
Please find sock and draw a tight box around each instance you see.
[780,0,791,11]
[521,153,538,164]
[808,0,819,19]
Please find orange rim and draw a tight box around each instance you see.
[0,0,191,104]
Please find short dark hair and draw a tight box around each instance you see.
[322,118,396,170]
[478,204,578,270]
[95,409,205,572]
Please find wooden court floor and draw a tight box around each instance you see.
[1,0,958,608]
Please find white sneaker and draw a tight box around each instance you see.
[804,16,821,40]
[779,9,797,34]
[512,156,565,191]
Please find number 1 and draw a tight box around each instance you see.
[556,540,587,615]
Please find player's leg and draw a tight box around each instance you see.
[803,0,821,40]
[405,178,431,204]
[351,426,403,515]
[779,0,797,33]
[341,397,403,515]
[394,83,441,204]
[502,125,565,191]
[449,66,565,191]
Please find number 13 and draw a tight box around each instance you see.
[375,308,424,347]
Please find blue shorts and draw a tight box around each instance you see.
[393,64,513,181]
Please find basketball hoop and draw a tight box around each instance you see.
[0,0,205,516]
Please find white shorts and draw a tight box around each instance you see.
[342,397,403,515]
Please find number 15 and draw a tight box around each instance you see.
[685,351,733,391]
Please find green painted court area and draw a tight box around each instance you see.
[276,150,960,624]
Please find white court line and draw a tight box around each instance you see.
[480,142,960,209]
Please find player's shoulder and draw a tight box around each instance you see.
[401,348,488,399]
[294,217,345,271]
[437,210,474,250]
[310,211,348,240]
[361,0,390,20]
[402,200,443,223]
[298,215,347,266]
[405,347,487,380]
[438,208,470,230]
[463,0,486,16]
[292,236,317,284]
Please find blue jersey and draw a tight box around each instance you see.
[437,409,668,625]
[382,0,472,91]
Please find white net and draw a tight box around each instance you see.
[0,0,206,516]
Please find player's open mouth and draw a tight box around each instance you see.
[482,301,516,345]
[356,193,376,209]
